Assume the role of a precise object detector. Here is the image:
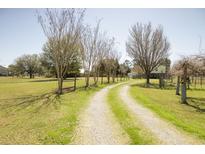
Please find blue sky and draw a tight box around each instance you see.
[0,8,205,67]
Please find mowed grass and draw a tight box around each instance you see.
[129,79,205,142]
[107,84,156,144]
[0,77,110,144]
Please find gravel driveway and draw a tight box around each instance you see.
[119,85,201,144]
[72,83,130,144]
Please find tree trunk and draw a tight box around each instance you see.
[96,70,99,85]
[187,77,190,89]
[107,73,110,83]
[181,65,187,104]
[101,76,103,84]
[93,71,96,85]
[146,77,150,85]
[159,75,164,88]
[93,70,99,85]
[176,76,180,95]
[191,76,194,84]
[85,73,90,88]
[200,76,203,88]
[93,74,97,85]
[171,76,173,83]
[57,77,63,95]
[181,81,187,104]
[146,73,150,87]
[86,76,89,87]
[29,73,32,79]
[112,72,115,83]
[74,74,77,91]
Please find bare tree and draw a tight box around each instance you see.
[176,76,180,95]
[96,37,118,83]
[126,22,170,86]
[92,32,108,85]
[38,9,84,94]
[181,60,188,103]
[80,22,100,87]
[171,55,205,103]
[110,52,121,83]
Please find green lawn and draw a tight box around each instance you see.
[0,77,111,144]
[107,84,156,144]
[129,79,205,142]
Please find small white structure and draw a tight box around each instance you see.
[0,65,8,76]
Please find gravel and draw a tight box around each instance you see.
[119,85,202,144]
[72,84,130,145]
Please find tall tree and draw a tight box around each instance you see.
[22,54,40,78]
[81,22,100,87]
[66,55,81,91]
[38,9,84,94]
[39,52,56,77]
[172,55,205,103]
[12,57,26,77]
[8,63,23,77]
[11,54,40,78]
[8,64,17,77]
[99,37,116,84]
[92,34,113,85]
[126,22,170,86]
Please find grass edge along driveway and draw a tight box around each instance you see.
[107,83,157,144]
[129,79,205,143]
[0,77,118,144]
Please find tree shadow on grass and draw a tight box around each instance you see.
[188,88,205,92]
[0,85,79,114]
[0,92,61,113]
[28,78,80,83]
[61,86,75,93]
[187,97,205,112]
[29,79,58,82]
